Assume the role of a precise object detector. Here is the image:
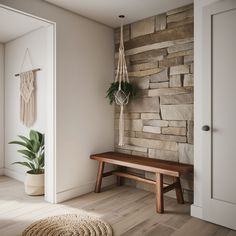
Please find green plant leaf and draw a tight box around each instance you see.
[18,150,36,160]
[31,140,41,153]
[12,161,32,169]
[30,130,39,142]
[38,154,44,168]
[9,141,28,148]
[18,135,33,149]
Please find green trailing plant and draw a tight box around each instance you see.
[106,81,137,105]
[9,130,45,174]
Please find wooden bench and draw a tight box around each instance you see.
[90,152,193,213]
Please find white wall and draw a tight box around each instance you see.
[4,27,48,180]
[0,43,4,174]
[0,0,115,202]
[191,0,222,219]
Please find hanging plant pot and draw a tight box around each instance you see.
[106,81,137,105]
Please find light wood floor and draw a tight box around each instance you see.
[0,176,235,236]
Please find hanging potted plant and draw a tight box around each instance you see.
[106,15,137,146]
[9,130,45,196]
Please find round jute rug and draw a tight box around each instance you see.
[22,214,113,236]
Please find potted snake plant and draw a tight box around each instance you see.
[9,130,45,196]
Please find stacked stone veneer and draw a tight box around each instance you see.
[114,4,194,202]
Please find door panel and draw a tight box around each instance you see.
[212,8,236,204]
[202,0,236,230]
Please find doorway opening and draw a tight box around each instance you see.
[0,5,56,203]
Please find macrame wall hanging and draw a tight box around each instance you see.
[15,48,41,127]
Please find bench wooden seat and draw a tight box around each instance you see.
[90,152,193,213]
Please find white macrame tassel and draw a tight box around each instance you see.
[118,105,124,146]
[20,71,35,127]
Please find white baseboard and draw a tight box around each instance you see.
[4,168,25,182]
[191,204,203,219]
[56,176,116,203]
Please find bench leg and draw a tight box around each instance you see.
[156,173,164,213]
[117,166,125,186]
[95,161,104,193]
[174,177,184,204]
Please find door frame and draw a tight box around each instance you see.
[202,0,236,230]
[0,4,57,203]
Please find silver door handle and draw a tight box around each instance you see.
[202,125,210,131]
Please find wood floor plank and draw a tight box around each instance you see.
[0,176,234,236]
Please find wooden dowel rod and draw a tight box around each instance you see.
[112,171,156,185]
[15,68,41,77]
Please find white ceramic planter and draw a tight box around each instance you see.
[25,172,44,196]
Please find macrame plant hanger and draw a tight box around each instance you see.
[115,15,130,146]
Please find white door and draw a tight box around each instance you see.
[202,0,236,230]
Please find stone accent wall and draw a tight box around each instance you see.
[114,4,194,202]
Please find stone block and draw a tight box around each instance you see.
[124,130,136,137]
[148,87,192,97]
[128,68,162,77]
[126,97,159,113]
[129,48,167,64]
[156,14,167,31]
[150,82,169,89]
[167,49,193,59]
[170,65,189,75]
[123,37,193,57]
[143,120,168,127]
[149,68,168,82]
[187,120,194,144]
[167,17,193,29]
[131,17,155,39]
[190,63,194,73]
[160,93,193,105]
[124,137,178,151]
[114,24,130,44]
[167,4,193,16]
[115,148,132,155]
[132,151,148,157]
[143,126,161,134]
[184,74,194,87]
[117,144,147,153]
[184,55,194,63]
[167,9,193,23]
[135,131,187,143]
[162,127,186,136]
[129,77,149,90]
[167,42,193,54]
[145,171,156,181]
[159,57,183,68]
[122,24,193,52]
[115,119,143,131]
[141,113,161,120]
[169,121,186,127]
[169,75,182,87]
[161,104,193,120]
[148,148,179,162]
[179,143,194,164]
[130,62,157,71]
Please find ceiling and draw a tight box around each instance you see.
[0,6,49,43]
[45,0,193,28]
